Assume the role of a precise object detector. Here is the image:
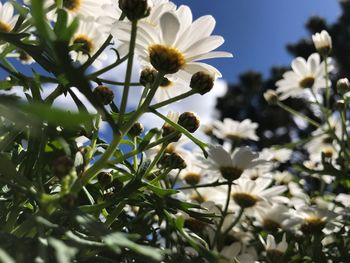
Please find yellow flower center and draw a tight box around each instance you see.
[266,249,285,262]
[184,172,201,185]
[220,166,243,181]
[63,0,81,12]
[232,192,258,208]
[73,34,94,54]
[225,134,242,141]
[0,21,11,32]
[148,44,186,74]
[299,76,315,88]
[191,193,206,203]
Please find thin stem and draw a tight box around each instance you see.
[150,90,196,109]
[87,55,128,79]
[104,201,126,228]
[118,20,138,125]
[145,143,168,180]
[277,101,320,128]
[96,78,140,87]
[221,207,244,238]
[212,183,232,248]
[324,55,331,112]
[71,73,164,193]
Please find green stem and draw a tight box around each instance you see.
[145,143,168,180]
[212,183,232,248]
[221,207,244,238]
[104,201,126,228]
[87,55,128,79]
[324,55,331,112]
[118,20,138,125]
[70,73,164,193]
[96,78,140,87]
[277,101,320,128]
[150,90,196,109]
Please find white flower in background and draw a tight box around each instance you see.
[261,147,292,163]
[44,0,114,21]
[230,177,287,217]
[213,118,259,141]
[255,204,296,231]
[305,116,342,163]
[220,242,257,263]
[0,1,19,33]
[276,53,333,100]
[289,206,338,235]
[113,4,232,80]
[259,234,288,261]
[336,193,350,208]
[273,171,294,185]
[179,155,208,186]
[312,30,332,54]
[70,20,108,68]
[203,145,265,182]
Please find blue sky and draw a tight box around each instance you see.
[173,0,341,82]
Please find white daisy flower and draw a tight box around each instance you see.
[312,30,332,54]
[220,242,257,263]
[203,145,266,182]
[154,75,190,102]
[261,147,292,163]
[230,177,287,217]
[276,53,333,100]
[113,4,232,79]
[213,118,259,141]
[70,20,108,68]
[259,234,288,261]
[255,204,296,231]
[179,155,208,186]
[288,205,338,235]
[0,1,19,33]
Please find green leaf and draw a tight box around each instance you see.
[103,232,164,261]
[149,108,208,157]
[0,249,15,263]
[48,238,78,263]
[138,128,160,150]
[144,182,178,197]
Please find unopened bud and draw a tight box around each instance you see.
[335,100,345,111]
[190,71,215,95]
[264,89,279,105]
[129,122,144,137]
[61,194,77,209]
[159,152,187,170]
[52,156,74,178]
[337,78,350,94]
[140,67,157,87]
[312,30,332,56]
[93,85,114,105]
[98,172,113,189]
[119,0,150,21]
[178,112,200,133]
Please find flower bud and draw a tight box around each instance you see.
[52,156,74,178]
[129,122,144,137]
[93,85,115,105]
[119,0,150,21]
[190,71,215,95]
[159,152,187,170]
[312,30,332,56]
[162,124,182,142]
[98,172,113,189]
[264,89,279,105]
[140,67,157,87]
[335,100,345,111]
[337,78,350,94]
[60,194,77,210]
[178,112,200,133]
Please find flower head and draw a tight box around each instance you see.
[0,2,19,33]
[276,53,333,100]
[113,3,232,78]
[213,118,259,141]
[203,145,265,182]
